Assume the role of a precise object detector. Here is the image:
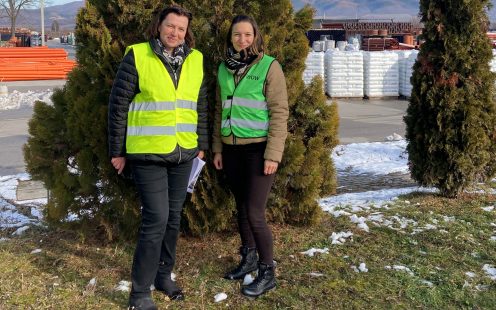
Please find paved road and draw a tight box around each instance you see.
[0,81,65,175]
[337,98,408,144]
[0,80,410,176]
[46,39,76,60]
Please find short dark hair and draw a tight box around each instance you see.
[226,15,264,55]
[147,5,195,48]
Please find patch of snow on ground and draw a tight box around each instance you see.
[0,174,47,229]
[214,292,227,302]
[483,264,496,280]
[115,280,130,292]
[300,248,329,257]
[242,274,254,285]
[330,231,353,245]
[332,140,409,175]
[0,90,53,111]
[320,187,435,212]
[12,225,30,236]
[308,272,324,277]
[385,265,415,276]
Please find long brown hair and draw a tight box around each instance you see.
[226,15,264,55]
[146,5,195,48]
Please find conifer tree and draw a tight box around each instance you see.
[405,0,496,197]
[24,0,339,239]
[24,0,163,240]
[183,1,339,230]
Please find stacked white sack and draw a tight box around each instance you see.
[394,51,413,96]
[364,51,399,97]
[303,52,325,87]
[325,50,364,98]
[403,50,419,97]
[490,49,496,73]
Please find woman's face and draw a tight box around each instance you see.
[158,13,189,52]
[231,21,254,52]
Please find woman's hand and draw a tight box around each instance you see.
[198,151,205,159]
[264,160,278,175]
[213,153,223,170]
[111,157,126,174]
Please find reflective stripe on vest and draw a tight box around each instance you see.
[125,43,203,154]
[218,54,275,138]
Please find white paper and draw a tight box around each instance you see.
[187,157,206,193]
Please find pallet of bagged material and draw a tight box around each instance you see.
[363,95,401,100]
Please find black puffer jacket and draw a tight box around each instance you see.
[108,39,209,164]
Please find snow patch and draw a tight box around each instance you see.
[214,292,227,302]
[300,248,329,257]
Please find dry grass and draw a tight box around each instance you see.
[0,192,495,309]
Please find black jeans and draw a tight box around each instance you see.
[129,159,193,297]
[223,142,275,265]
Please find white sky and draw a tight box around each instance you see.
[0,89,494,297]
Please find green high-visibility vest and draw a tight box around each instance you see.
[125,43,203,154]
[218,54,275,138]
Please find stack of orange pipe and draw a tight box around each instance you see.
[0,46,76,81]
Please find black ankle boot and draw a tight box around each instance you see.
[224,246,258,280]
[241,262,276,297]
[128,295,157,310]
[154,274,184,301]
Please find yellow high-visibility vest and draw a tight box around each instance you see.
[125,43,203,154]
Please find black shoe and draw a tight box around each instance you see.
[241,262,276,297]
[224,246,258,280]
[128,296,157,310]
[154,275,185,301]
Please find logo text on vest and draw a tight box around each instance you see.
[246,75,260,81]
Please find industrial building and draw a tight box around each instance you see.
[307,15,423,51]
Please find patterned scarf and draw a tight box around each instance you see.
[224,47,258,75]
[156,38,186,71]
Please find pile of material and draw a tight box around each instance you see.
[364,51,399,97]
[0,46,76,81]
[303,52,325,85]
[361,38,399,51]
[324,50,364,98]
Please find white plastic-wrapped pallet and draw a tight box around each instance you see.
[490,49,496,73]
[403,50,419,97]
[363,51,399,97]
[324,50,364,98]
[394,50,413,96]
[303,51,325,86]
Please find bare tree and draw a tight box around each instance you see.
[0,0,39,39]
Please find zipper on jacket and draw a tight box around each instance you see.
[172,68,178,89]
[178,146,182,164]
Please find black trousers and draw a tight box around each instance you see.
[129,159,193,297]
[223,142,275,265]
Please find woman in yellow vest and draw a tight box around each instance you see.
[213,15,289,297]
[108,5,207,309]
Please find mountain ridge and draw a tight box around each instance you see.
[3,1,496,32]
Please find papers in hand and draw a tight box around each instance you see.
[187,157,206,193]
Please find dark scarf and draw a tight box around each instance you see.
[156,38,186,71]
[224,47,258,75]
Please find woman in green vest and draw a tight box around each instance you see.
[213,15,289,297]
[108,5,208,310]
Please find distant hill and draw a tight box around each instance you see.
[3,0,496,33]
[292,0,496,21]
[292,0,419,17]
[0,1,84,32]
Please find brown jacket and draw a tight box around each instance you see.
[212,53,289,163]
